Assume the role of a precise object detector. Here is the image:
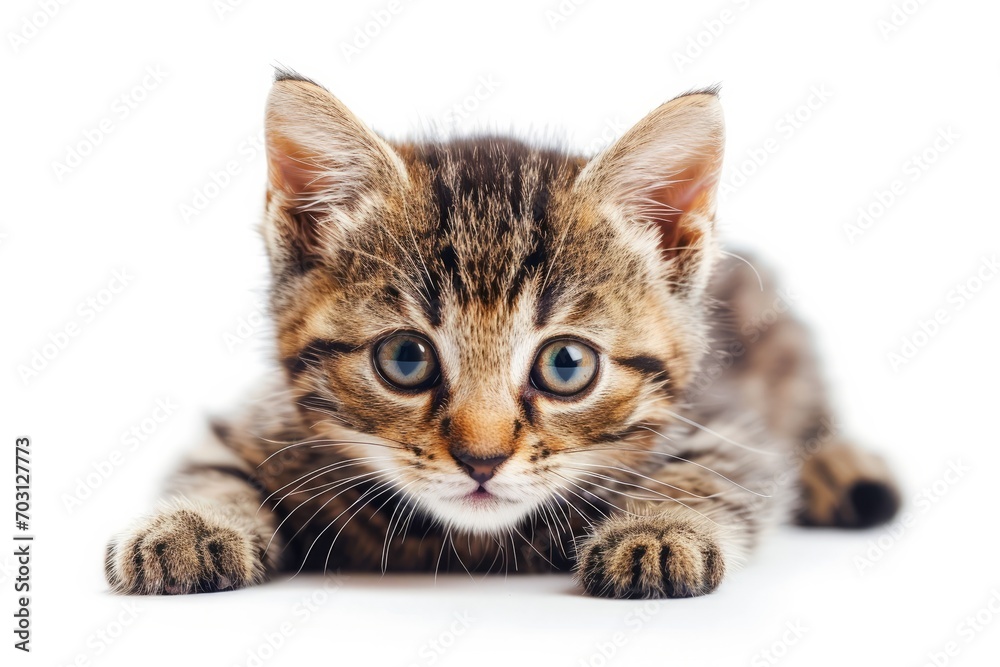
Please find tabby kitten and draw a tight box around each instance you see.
[105,70,900,598]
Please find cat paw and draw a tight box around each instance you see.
[105,504,267,595]
[798,442,900,529]
[576,514,725,599]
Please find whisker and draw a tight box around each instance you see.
[322,478,403,575]
[549,473,622,519]
[268,461,389,506]
[512,524,556,569]
[507,527,518,574]
[262,484,334,557]
[388,492,419,557]
[562,469,666,503]
[275,459,398,502]
[563,467,716,504]
[398,495,422,546]
[298,400,354,427]
[308,441,404,451]
[447,531,475,582]
[376,480,418,573]
[263,468,393,556]
[259,456,395,509]
[720,249,765,291]
[550,488,590,531]
[434,527,451,582]
[256,437,401,468]
[282,469,399,558]
[560,436,771,498]
[561,471,723,528]
[563,461,719,499]
[484,535,504,575]
[288,474,399,578]
[537,497,569,558]
[662,409,778,456]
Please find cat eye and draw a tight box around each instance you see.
[374,334,440,390]
[530,339,598,397]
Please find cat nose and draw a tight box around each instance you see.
[453,453,510,484]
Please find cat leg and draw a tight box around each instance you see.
[574,425,775,599]
[796,437,899,528]
[104,433,281,595]
[703,252,901,529]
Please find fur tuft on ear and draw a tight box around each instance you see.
[263,73,408,272]
[272,65,324,87]
[575,90,725,292]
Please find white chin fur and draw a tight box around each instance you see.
[418,495,538,534]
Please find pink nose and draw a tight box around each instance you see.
[453,453,510,484]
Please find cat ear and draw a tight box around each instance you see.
[264,69,408,269]
[575,89,724,291]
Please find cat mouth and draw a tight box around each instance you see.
[456,486,510,505]
[426,485,536,531]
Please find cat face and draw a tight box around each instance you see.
[263,71,724,534]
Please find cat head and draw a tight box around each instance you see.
[262,70,724,534]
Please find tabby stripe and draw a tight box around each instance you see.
[593,424,645,443]
[520,395,537,426]
[615,355,669,380]
[428,383,449,417]
[533,283,561,327]
[130,541,145,591]
[181,463,267,494]
[298,391,339,415]
[283,339,355,376]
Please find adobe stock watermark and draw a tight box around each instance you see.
[224,299,268,352]
[687,283,799,399]
[750,620,809,667]
[0,553,17,586]
[213,0,249,20]
[51,66,168,182]
[17,268,134,385]
[179,128,265,223]
[407,612,474,667]
[577,600,664,667]
[743,415,841,517]
[718,84,833,204]
[61,398,180,514]
[844,126,958,244]
[339,0,415,63]
[232,574,348,667]
[854,460,969,574]
[7,0,72,54]
[919,589,1000,667]
[671,0,755,73]
[440,76,501,129]
[544,0,590,30]
[583,117,628,156]
[877,0,932,41]
[886,254,996,372]
[54,601,142,667]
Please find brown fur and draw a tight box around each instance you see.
[104,71,899,597]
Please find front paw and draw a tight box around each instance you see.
[105,504,267,595]
[576,514,725,599]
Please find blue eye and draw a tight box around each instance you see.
[531,339,598,396]
[374,334,439,390]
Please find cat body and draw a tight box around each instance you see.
[105,71,898,598]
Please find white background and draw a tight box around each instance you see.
[3,0,999,665]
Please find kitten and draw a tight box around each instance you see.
[104,70,899,598]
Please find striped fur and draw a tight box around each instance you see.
[104,72,899,597]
